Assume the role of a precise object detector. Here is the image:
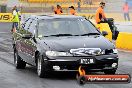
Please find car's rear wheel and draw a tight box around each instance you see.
[37,55,47,78]
[14,51,26,69]
[104,70,116,74]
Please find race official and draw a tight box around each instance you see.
[95,2,113,30]
[11,6,20,32]
[95,2,119,40]
[54,5,63,15]
[69,6,76,15]
[95,2,106,24]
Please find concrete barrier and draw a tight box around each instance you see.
[78,13,132,21]
[88,19,112,41]
[96,23,112,41]
[116,32,132,50]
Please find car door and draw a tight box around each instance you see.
[22,19,37,65]
[17,18,33,64]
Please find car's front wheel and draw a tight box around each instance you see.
[14,51,26,69]
[37,55,47,78]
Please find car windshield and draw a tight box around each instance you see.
[38,18,100,37]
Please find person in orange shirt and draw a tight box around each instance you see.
[54,5,63,15]
[95,2,113,32]
[95,2,119,40]
[95,2,106,24]
[95,2,113,30]
[123,2,130,21]
[69,6,76,15]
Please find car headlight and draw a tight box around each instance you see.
[86,49,101,55]
[113,49,118,54]
[101,49,118,55]
[101,50,105,55]
[46,51,72,57]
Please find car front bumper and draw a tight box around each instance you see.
[44,54,119,72]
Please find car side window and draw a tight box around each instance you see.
[28,20,37,34]
[23,18,33,30]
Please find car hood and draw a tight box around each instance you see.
[40,36,115,51]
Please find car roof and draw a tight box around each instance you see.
[30,15,84,20]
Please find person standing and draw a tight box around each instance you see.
[11,6,20,32]
[54,5,63,15]
[123,2,130,21]
[89,0,92,5]
[69,6,76,15]
[77,0,81,12]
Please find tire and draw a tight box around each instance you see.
[77,76,87,85]
[14,51,26,69]
[37,55,47,78]
[104,70,116,74]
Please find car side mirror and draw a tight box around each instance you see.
[102,31,108,36]
[22,34,33,39]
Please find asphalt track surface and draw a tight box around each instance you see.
[0,23,132,88]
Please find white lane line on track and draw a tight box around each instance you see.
[0,51,14,62]
[0,56,14,66]
[118,49,132,53]
[0,32,10,34]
